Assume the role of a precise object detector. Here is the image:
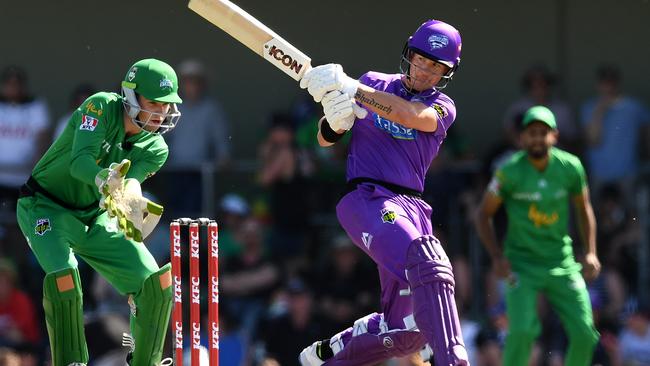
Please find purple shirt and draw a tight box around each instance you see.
[346,72,456,192]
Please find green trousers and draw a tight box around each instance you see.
[17,194,160,293]
[503,265,599,366]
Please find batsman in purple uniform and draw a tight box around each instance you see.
[298,20,469,366]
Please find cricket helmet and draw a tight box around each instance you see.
[400,20,462,90]
[121,58,182,134]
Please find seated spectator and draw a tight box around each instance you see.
[258,278,330,366]
[613,300,650,365]
[0,347,20,366]
[257,113,311,261]
[217,193,250,263]
[52,83,96,140]
[314,234,379,331]
[221,217,279,340]
[580,64,650,197]
[503,64,578,151]
[0,258,41,348]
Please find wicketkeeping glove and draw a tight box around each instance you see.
[95,160,163,242]
[300,64,359,102]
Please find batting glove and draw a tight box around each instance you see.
[300,64,359,102]
[322,90,368,131]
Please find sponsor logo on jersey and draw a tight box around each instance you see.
[160,78,173,90]
[373,113,416,140]
[528,204,558,227]
[35,218,51,236]
[80,114,99,131]
[428,34,449,50]
[381,208,397,224]
[432,103,448,119]
[512,191,542,201]
[85,101,103,116]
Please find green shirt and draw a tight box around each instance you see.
[489,147,587,270]
[31,92,168,210]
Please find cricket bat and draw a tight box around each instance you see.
[188,0,312,81]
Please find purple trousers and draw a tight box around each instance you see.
[323,183,468,366]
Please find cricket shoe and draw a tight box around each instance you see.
[299,341,325,366]
[123,332,172,366]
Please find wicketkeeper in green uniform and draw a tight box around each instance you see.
[474,106,601,366]
[16,58,182,366]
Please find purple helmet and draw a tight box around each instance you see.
[400,20,462,91]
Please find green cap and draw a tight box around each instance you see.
[121,58,182,104]
[522,105,557,129]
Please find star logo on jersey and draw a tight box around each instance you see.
[428,34,449,50]
[361,232,373,249]
[80,114,99,131]
[538,179,547,188]
[381,208,397,224]
[34,218,51,236]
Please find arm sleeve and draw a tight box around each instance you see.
[127,141,169,183]
[489,169,510,199]
[570,157,588,195]
[69,103,107,185]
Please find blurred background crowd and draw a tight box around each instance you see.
[0,55,649,366]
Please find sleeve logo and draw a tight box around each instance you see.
[432,104,448,119]
[80,114,99,131]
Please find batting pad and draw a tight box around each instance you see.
[42,267,89,366]
[129,263,173,366]
[406,236,469,366]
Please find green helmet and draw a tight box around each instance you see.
[121,58,182,134]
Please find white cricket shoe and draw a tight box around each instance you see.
[299,341,325,366]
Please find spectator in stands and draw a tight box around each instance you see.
[259,278,329,366]
[257,113,311,261]
[53,83,96,140]
[0,258,41,348]
[607,300,650,366]
[0,65,50,213]
[165,59,232,216]
[218,193,250,263]
[0,347,20,366]
[580,64,650,197]
[314,234,379,332]
[503,64,578,151]
[221,217,279,340]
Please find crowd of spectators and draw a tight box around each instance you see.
[0,60,649,366]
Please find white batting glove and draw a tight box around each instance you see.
[322,90,368,131]
[300,64,359,102]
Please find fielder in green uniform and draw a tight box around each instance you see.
[474,105,601,366]
[16,58,182,366]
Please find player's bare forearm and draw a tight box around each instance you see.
[474,192,504,260]
[474,210,502,260]
[354,84,438,132]
[573,190,597,255]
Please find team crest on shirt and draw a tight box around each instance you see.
[380,208,397,224]
[428,34,449,50]
[373,113,416,140]
[34,218,51,236]
[80,114,99,131]
[432,104,448,119]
